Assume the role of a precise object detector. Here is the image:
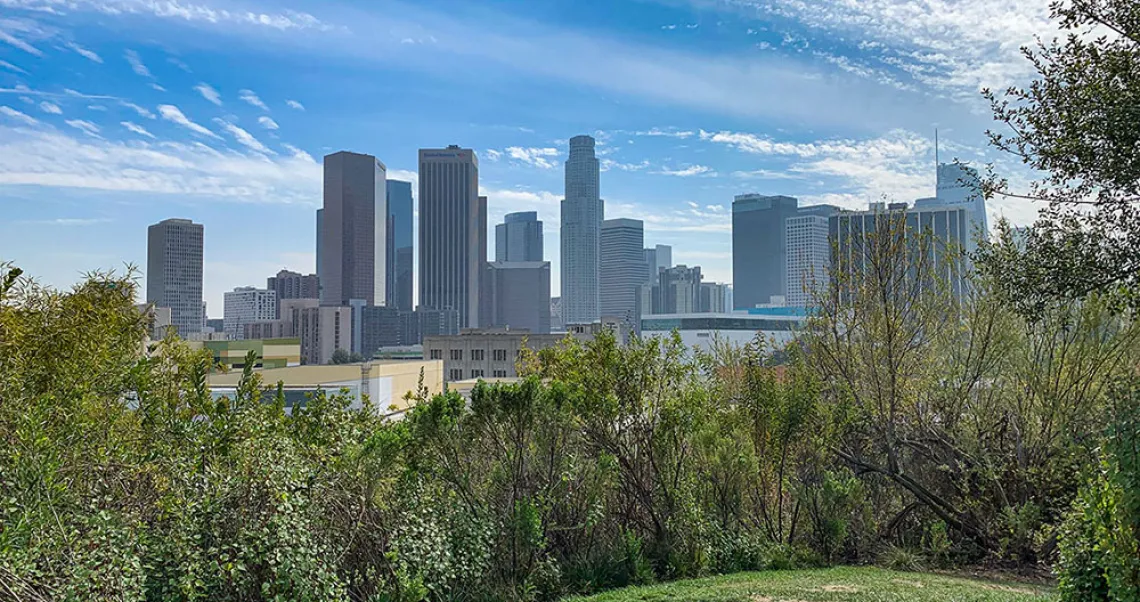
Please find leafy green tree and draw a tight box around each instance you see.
[979,0,1140,314]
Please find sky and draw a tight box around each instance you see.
[0,0,1058,315]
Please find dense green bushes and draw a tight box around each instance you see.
[1,262,1137,600]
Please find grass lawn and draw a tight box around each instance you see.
[563,566,1056,602]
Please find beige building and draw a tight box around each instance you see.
[424,328,604,382]
[208,359,443,417]
[245,299,353,365]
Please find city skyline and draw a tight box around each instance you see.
[0,0,1054,313]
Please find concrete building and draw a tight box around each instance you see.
[276,298,351,365]
[207,360,445,418]
[146,218,203,337]
[496,211,543,262]
[732,196,838,309]
[645,244,673,285]
[640,307,807,353]
[785,214,831,308]
[223,286,277,340]
[643,264,703,315]
[830,202,973,300]
[700,282,730,313]
[419,146,484,328]
[600,218,646,325]
[267,270,319,317]
[315,208,323,286]
[320,151,387,307]
[560,135,603,325]
[424,329,575,382]
[481,261,552,334]
[187,338,301,371]
[358,306,460,359]
[244,319,291,340]
[387,179,415,311]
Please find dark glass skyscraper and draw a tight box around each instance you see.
[496,211,543,262]
[386,179,414,310]
[319,151,386,307]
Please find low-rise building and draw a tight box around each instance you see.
[639,307,807,353]
[207,359,444,417]
[187,338,301,370]
[424,328,578,383]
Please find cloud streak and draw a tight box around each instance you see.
[239,89,269,110]
[216,120,274,154]
[194,83,222,105]
[158,104,219,138]
[65,41,102,63]
[120,121,155,138]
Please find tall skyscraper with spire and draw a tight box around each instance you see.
[560,134,603,324]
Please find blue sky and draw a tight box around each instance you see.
[0,0,1054,314]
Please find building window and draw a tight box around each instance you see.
[430,349,442,360]
[493,349,508,362]
[448,369,463,381]
[493,369,508,378]
[471,369,484,378]
[471,349,485,361]
[450,349,463,361]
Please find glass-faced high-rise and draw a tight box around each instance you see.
[386,179,414,311]
[600,218,645,323]
[320,151,387,307]
[419,146,484,328]
[146,218,204,337]
[560,135,603,325]
[496,211,543,262]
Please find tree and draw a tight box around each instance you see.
[979,0,1140,314]
[329,348,364,364]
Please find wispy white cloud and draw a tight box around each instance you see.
[633,127,695,139]
[0,106,38,126]
[239,89,268,110]
[124,49,152,77]
[168,56,191,72]
[215,120,274,154]
[149,83,167,92]
[0,59,26,74]
[158,104,219,138]
[0,19,43,55]
[121,101,155,119]
[38,101,61,114]
[281,143,314,163]
[731,168,802,180]
[194,83,222,105]
[484,148,502,161]
[257,116,279,130]
[65,119,101,137]
[656,164,715,177]
[21,217,113,226]
[87,105,107,111]
[600,158,650,172]
[120,120,155,138]
[503,146,559,168]
[0,0,334,32]
[65,41,102,63]
[285,99,304,111]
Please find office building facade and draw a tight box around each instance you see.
[267,269,319,317]
[320,151,387,307]
[785,215,831,308]
[387,179,414,310]
[223,287,277,340]
[642,264,703,316]
[699,282,730,313]
[147,218,204,337]
[496,211,544,263]
[419,146,484,328]
[600,218,646,324]
[645,244,672,284]
[357,306,461,359]
[560,135,603,324]
[481,261,552,334]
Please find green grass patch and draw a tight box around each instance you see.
[563,567,1056,602]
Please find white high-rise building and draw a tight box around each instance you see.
[224,287,277,340]
[600,218,645,324]
[785,215,831,308]
[147,218,204,337]
[561,135,603,324]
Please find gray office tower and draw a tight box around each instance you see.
[147,218,204,336]
[315,208,323,285]
[386,179,414,310]
[496,211,543,262]
[320,151,387,307]
[419,146,485,328]
[645,244,672,284]
[732,194,837,309]
[561,134,603,324]
[482,261,552,334]
[600,218,645,323]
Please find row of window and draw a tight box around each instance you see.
[447,368,511,380]
[429,348,515,361]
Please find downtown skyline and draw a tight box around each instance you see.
[0,0,1056,313]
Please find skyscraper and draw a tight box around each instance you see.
[223,286,277,340]
[481,261,552,334]
[267,269,319,317]
[732,195,837,309]
[644,244,672,284]
[315,208,323,287]
[146,218,204,336]
[419,145,483,328]
[496,211,544,262]
[936,162,987,242]
[386,179,414,310]
[319,151,387,307]
[785,215,831,308]
[561,134,603,324]
[600,218,645,323]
